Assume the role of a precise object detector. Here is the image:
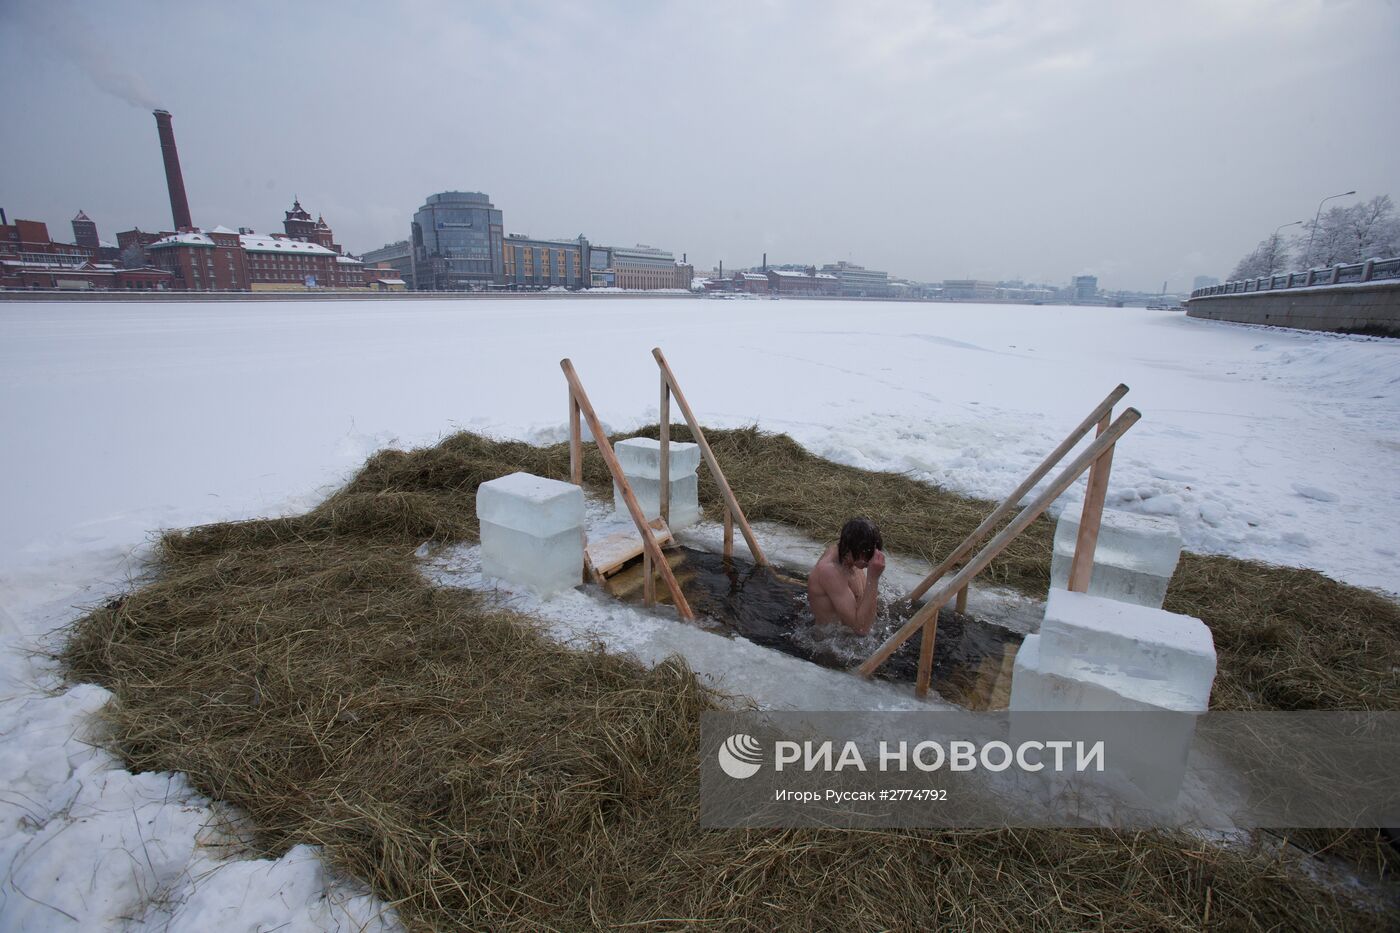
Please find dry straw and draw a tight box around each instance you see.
[66,427,1399,930]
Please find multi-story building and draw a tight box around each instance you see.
[411,191,505,289]
[735,271,769,294]
[1071,275,1099,302]
[942,280,999,301]
[502,234,590,289]
[820,261,892,297]
[362,240,415,290]
[71,211,99,250]
[147,200,366,291]
[592,244,690,289]
[148,227,250,291]
[0,215,173,290]
[767,268,840,296]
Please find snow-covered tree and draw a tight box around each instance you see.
[1294,194,1400,269]
[1229,233,1292,281]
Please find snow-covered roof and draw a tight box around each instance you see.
[150,232,215,249]
[815,273,838,280]
[768,269,818,278]
[335,255,362,265]
[209,225,239,235]
[376,278,406,285]
[239,235,337,256]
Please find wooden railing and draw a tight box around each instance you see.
[861,387,1140,699]
[561,349,769,618]
[652,348,768,567]
[562,358,694,620]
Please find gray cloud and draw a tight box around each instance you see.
[3,0,1397,291]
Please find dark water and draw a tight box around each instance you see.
[610,546,1022,709]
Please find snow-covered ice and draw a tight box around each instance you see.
[2,297,1397,930]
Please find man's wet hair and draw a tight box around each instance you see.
[837,517,883,563]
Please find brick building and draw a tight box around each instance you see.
[1,214,172,290]
[148,228,249,291]
[766,268,839,296]
[145,200,367,291]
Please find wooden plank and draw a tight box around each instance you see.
[653,347,769,566]
[1067,412,1114,592]
[562,358,695,621]
[905,384,1129,603]
[643,549,655,606]
[569,394,582,486]
[858,408,1141,679]
[660,373,670,525]
[954,584,968,614]
[585,519,672,578]
[915,612,939,698]
[723,506,733,559]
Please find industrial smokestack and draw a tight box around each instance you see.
[152,110,193,231]
[762,252,767,271]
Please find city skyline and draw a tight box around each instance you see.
[3,1,1398,293]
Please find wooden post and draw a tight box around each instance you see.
[659,371,670,526]
[561,358,694,620]
[954,585,968,614]
[905,384,1129,603]
[652,347,769,566]
[723,506,734,559]
[643,549,656,606]
[569,392,582,486]
[915,610,940,698]
[1067,412,1115,593]
[858,408,1141,680]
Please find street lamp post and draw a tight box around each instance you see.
[1304,190,1356,268]
[1270,220,1303,275]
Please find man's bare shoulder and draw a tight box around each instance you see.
[809,550,843,590]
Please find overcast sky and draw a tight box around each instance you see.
[3,0,1397,291]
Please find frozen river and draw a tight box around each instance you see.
[1,296,1397,931]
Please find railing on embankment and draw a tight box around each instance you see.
[1186,257,1400,336]
[1190,257,1400,299]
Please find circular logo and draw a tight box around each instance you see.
[717,733,763,779]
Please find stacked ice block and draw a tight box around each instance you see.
[477,471,585,597]
[612,437,702,529]
[1010,588,1216,800]
[1049,508,1182,609]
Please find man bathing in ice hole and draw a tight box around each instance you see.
[808,517,886,635]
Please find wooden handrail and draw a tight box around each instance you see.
[859,408,1141,687]
[905,384,1129,603]
[652,347,769,567]
[1066,412,1115,592]
[561,358,695,620]
[659,366,671,525]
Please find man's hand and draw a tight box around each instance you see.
[867,549,886,579]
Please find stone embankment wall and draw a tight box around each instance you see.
[1186,281,1400,336]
